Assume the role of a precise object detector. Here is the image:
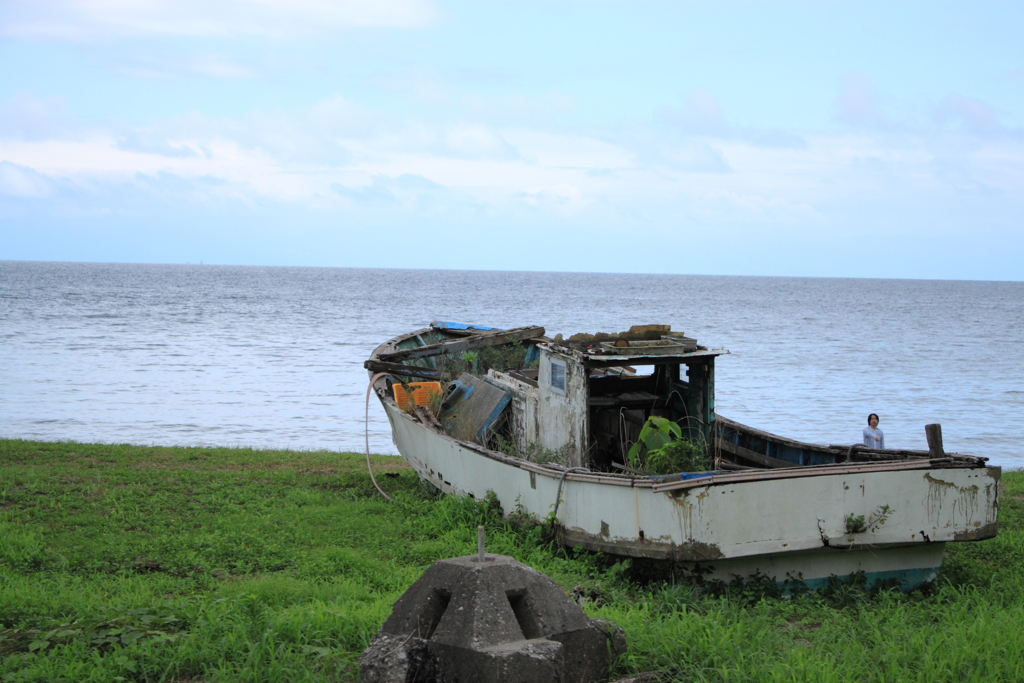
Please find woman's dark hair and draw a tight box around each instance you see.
[867,413,879,424]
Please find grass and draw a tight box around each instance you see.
[1,439,1022,682]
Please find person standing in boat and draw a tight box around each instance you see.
[863,413,884,449]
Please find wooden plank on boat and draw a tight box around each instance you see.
[363,359,439,379]
[516,460,647,487]
[564,472,640,486]
[584,348,727,368]
[716,438,801,468]
[377,326,545,362]
[589,392,666,408]
[412,404,444,431]
[454,439,523,467]
[652,457,956,493]
[718,459,756,471]
[612,462,648,476]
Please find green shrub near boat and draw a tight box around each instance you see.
[627,416,707,474]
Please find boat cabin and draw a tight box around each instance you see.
[366,321,976,474]
[491,325,728,470]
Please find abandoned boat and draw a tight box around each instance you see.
[365,322,999,590]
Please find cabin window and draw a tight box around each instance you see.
[550,359,567,395]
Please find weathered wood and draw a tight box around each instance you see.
[829,445,920,460]
[412,404,445,431]
[589,394,666,408]
[584,348,726,369]
[612,462,648,476]
[363,359,439,379]
[652,457,959,493]
[377,326,545,363]
[430,327,483,337]
[718,459,756,471]
[716,438,801,468]
[925,423,945,458]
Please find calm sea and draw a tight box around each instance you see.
[1,261,1021,469]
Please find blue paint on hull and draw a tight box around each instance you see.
[792,566,941,593]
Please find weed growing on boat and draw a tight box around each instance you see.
[433,339,535,381]
[492,432,514,456]
[433,351,461,380]
[845,505,894,534]
[491,434,568,465]
[427,381,448,415]
[476,341,531,374]
[528,444,570,465]
[645,438,705,474]
[845,514,867,534]
[627,416,706,474]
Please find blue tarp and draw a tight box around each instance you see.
[432,321,503,331]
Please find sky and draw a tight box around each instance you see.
[1,0,1022,279]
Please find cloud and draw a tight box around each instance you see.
[520,183,583,211]
[0,93,75,141]
[936,95,1003,136]
[366,122,519,161]
[3,83,1021,248]
[129,170,231,205]
[0,161,54,198]
[112,52,259,80]
[331,173,442,208]
[506,130,631,170]
[660,87,728,136]
[656,140,731,173]
[834,71,889,129]
[927,156,998,196]
[95,98,369,166]
[739,129,807,150]
[657,89,805,150]
[308,97,383,139]
[462,91,576,124]
[440,124,518,160]
[116,131,202,158]
[626,123,732,173]
[1,0,437,42]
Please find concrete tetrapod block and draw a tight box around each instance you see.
[360,553,627,683]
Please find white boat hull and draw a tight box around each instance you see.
[384,402,999,589]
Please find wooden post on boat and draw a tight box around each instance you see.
[925,424,945,458]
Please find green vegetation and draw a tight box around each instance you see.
[433,339,535,381]
[492,434,571,465]
[1,439,1022,682]
[845,505,894,535]
[628,416,707,474]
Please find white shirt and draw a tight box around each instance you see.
[863,426,884,449]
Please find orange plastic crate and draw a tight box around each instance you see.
[392,381,442,410]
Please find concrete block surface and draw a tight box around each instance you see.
[360,553,627,683]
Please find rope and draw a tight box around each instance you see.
[551,466,591,524]
[618,408,631,464]
[365,372,394,503]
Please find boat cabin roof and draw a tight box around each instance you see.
[534,325,728,368]
[547,344,729,368]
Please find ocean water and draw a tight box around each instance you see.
[1,261,1022,469]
